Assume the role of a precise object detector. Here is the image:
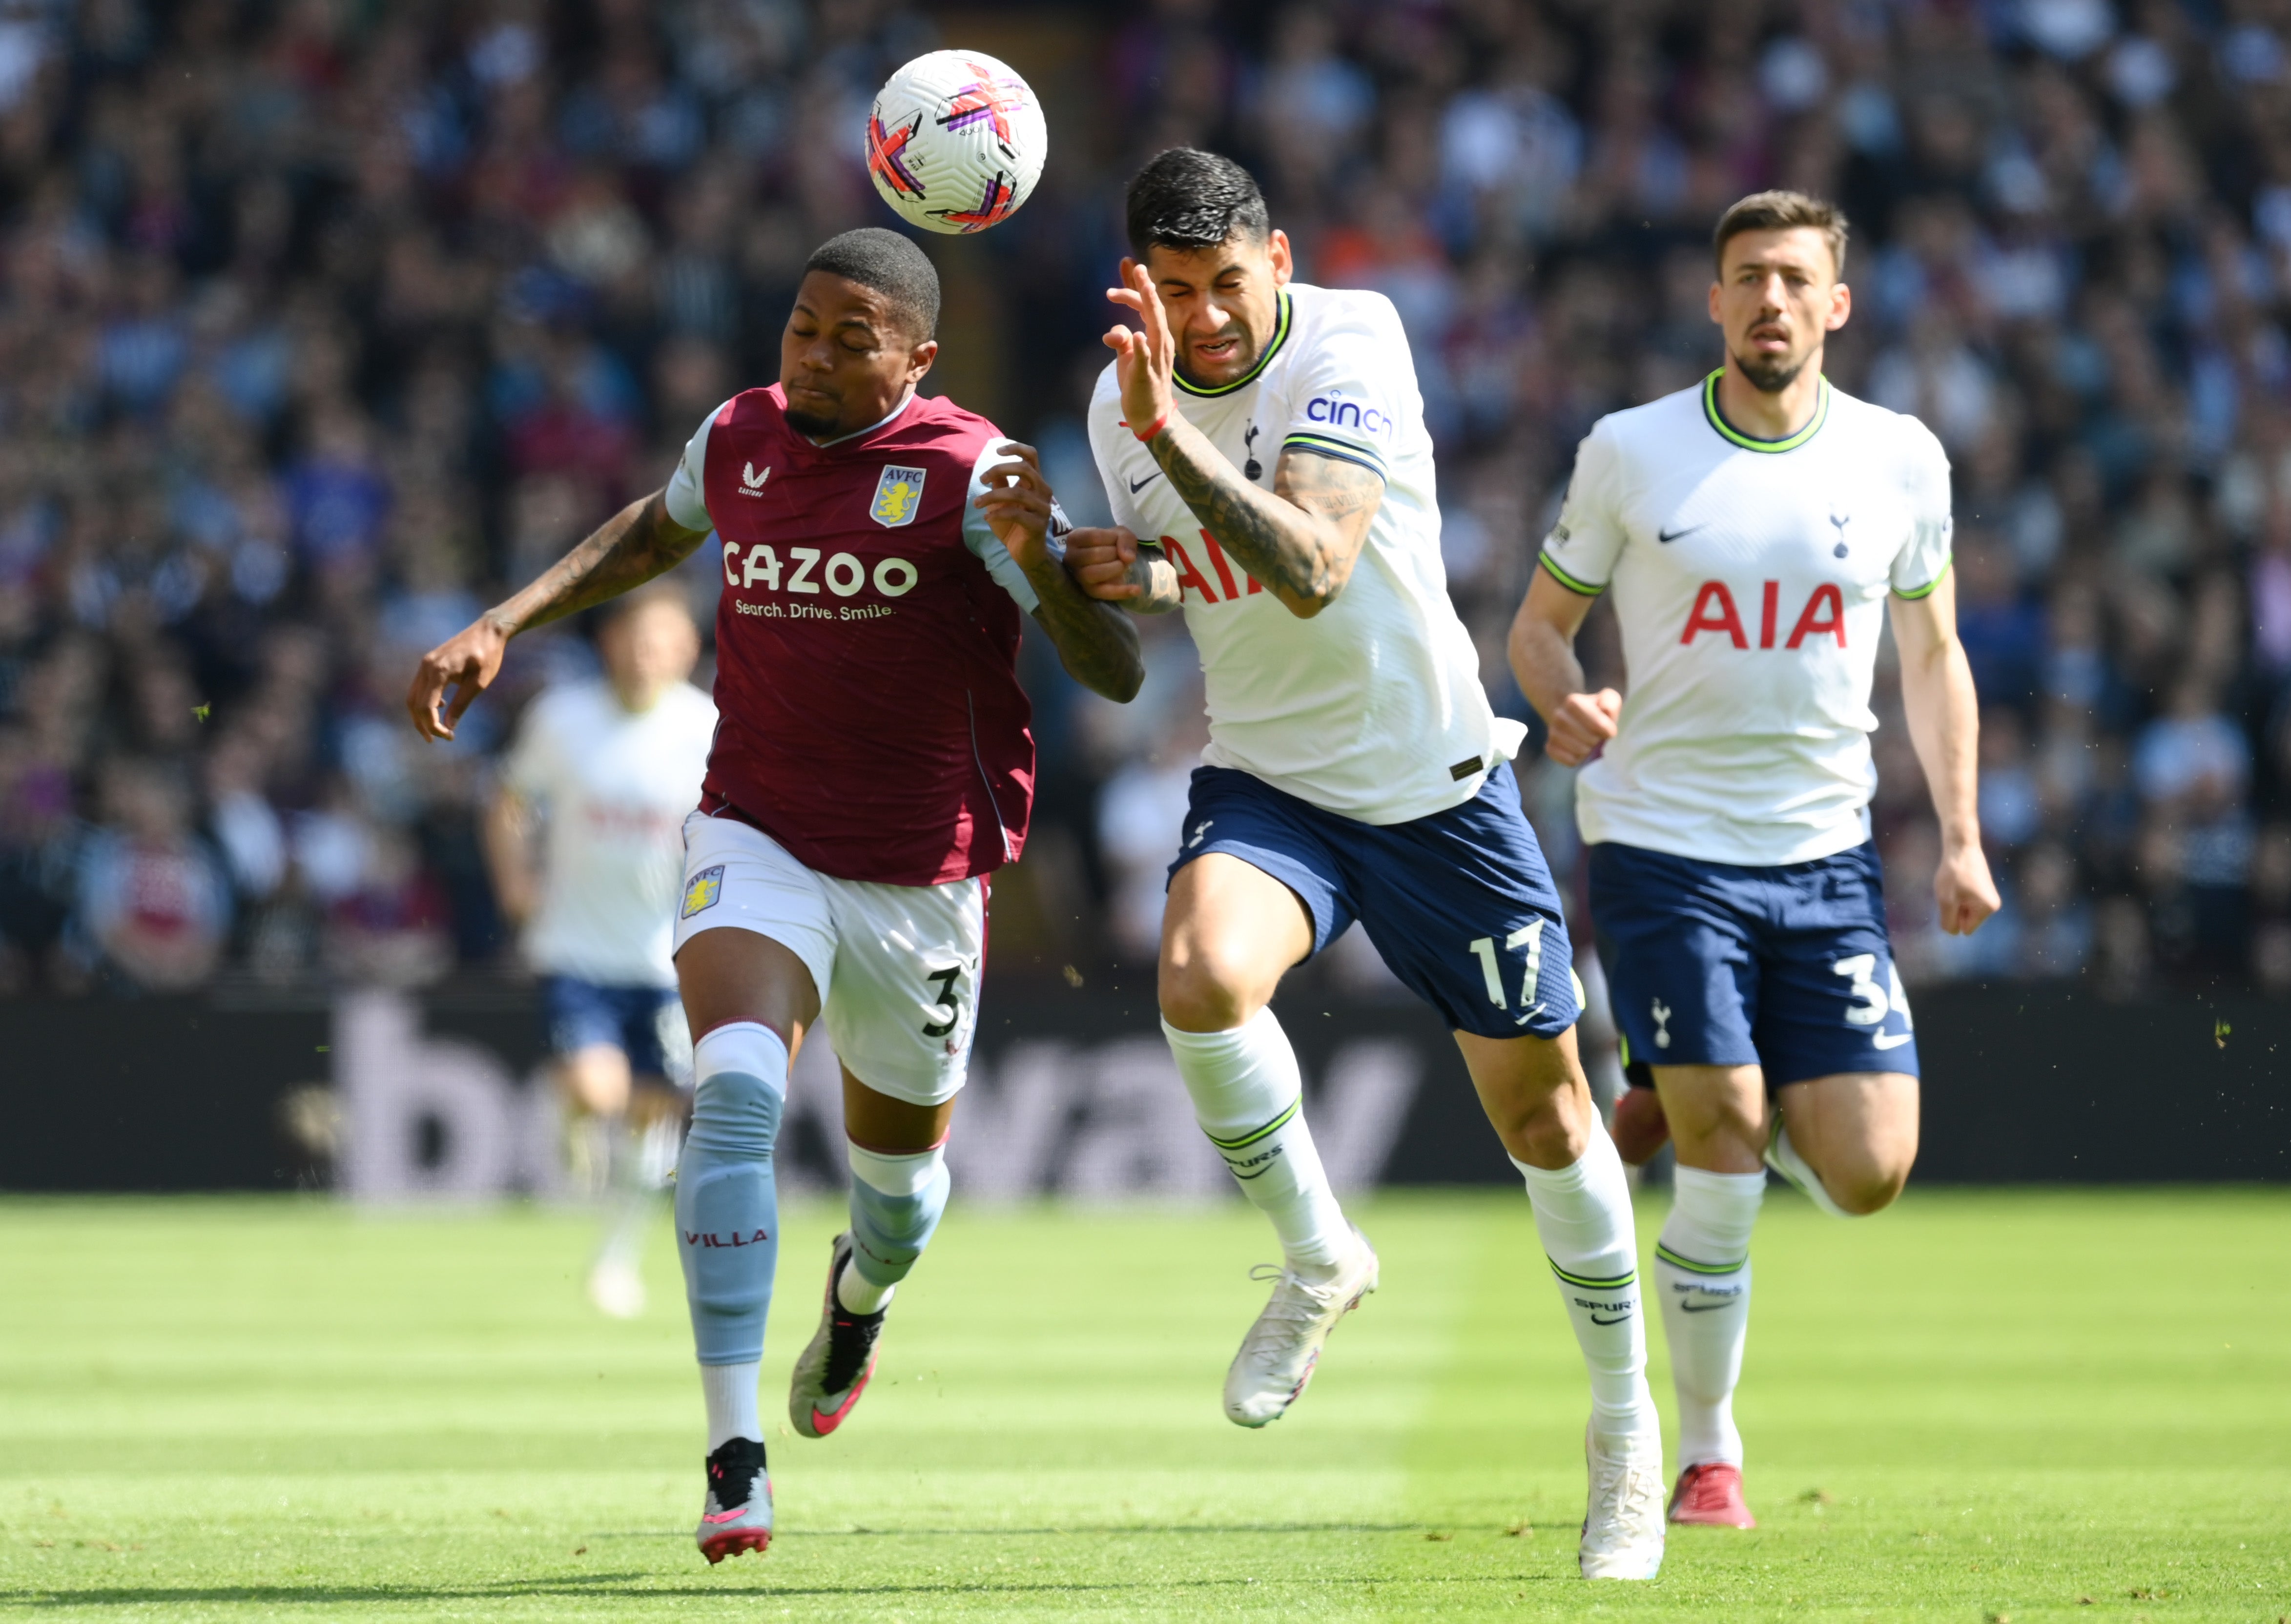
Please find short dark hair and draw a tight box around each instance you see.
[1713,190,1849,278]
[1125,148,1271,261]
[803,227,940,340]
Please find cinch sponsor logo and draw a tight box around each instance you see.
[1680,580,1848,649]
[1304,395,1393,435]
[1162,531,1262,606]
[683,1229,770,1247]
[724,543,919,601]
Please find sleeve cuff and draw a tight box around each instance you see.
[1891,555,1953,600]
[1538,550,1606,596]
[1280,432,1387,478]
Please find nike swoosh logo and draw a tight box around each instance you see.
[702,1508,749,1524]
[1129,472,1161,493]
[1656,523,1705,544]
[1679,1297,1738,1313]
[1512,1004,1546,1027]
[1589,1312,1633,1325]
[1872,1031,1914,1050]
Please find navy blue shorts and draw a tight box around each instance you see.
[1588,840,1919,1088]
[539,976,686,1083]
[1170,762,1579,1040]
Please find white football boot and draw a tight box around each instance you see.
[695,1438,772,1564]
[1763,1110,1853,1218]
[1578,1421,1666,1580]
[1222,1225,1378,1427]
[787,1233,888,1439]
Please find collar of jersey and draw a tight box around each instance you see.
[1173,291,1293,399]
[1701,369,1828,453]
[803,389,916,449]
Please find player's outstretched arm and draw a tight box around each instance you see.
[974,446,1145,703]
[1508,569,1622,769]
[1105,262,1379,618]
[406,490,711,742]
[1889,573,2000,936]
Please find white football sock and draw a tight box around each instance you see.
[1511,1129,1657,1450]
[836,1259,894,1314]
[699,1359,762,1451]
[1163,1010,1350,1277]
[1766,1116,1852,1218]
[596,1116,668,1269]
[1654,1165,1765,1467]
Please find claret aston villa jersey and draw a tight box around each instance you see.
[663,386,1049,887]
[1541,373,1954,867]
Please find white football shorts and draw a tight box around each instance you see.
[673,811,986,1107]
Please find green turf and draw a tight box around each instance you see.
[0,1189,2286,1620]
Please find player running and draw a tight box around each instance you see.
[1510,191,1999,1533]
[408,228,1143,1565]
[487,584,715,1318]
[1067,149,1666,1581]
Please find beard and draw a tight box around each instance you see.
[783,401,839,436]
[1731,346,1808,393]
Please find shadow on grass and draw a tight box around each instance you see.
[7,1571,1562,1609]
[582,1521,1441,1539]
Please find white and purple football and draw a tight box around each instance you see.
[866,50,1048,235]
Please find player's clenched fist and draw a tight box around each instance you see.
[1933,842,2001,937]
[1063,526,1147,600]
[1544,687,1622,768]
[408,617,511,742]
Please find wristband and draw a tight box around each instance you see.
[1133,410,1168,443]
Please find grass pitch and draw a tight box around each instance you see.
[0,1189,2285,1621]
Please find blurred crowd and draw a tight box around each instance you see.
[2,0,2289,1004]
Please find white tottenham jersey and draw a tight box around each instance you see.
[502,678,718,985]
[1542,373,1952,867]
[1089,282,1524,825]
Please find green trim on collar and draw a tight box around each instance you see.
[1892,555,1954,601]
[1174,290,1294,398]
[1702,368,1829,453]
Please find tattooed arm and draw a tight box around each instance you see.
[1101,259,1383,618]
[407,490,710,740]
[1148,427,1382,617]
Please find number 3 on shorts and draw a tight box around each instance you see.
[921,965,966,1038]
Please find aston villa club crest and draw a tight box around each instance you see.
[869,465,928,527]
[681,865,723,918]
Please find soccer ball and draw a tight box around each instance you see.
[866,50,1047,235]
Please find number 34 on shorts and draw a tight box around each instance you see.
[1834,952,1914,1051]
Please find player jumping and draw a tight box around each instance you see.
[1510,191,1998,1532]
[1067,149,1666,1581]
[408,228,1143,1565]
[487,584,715,1318]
